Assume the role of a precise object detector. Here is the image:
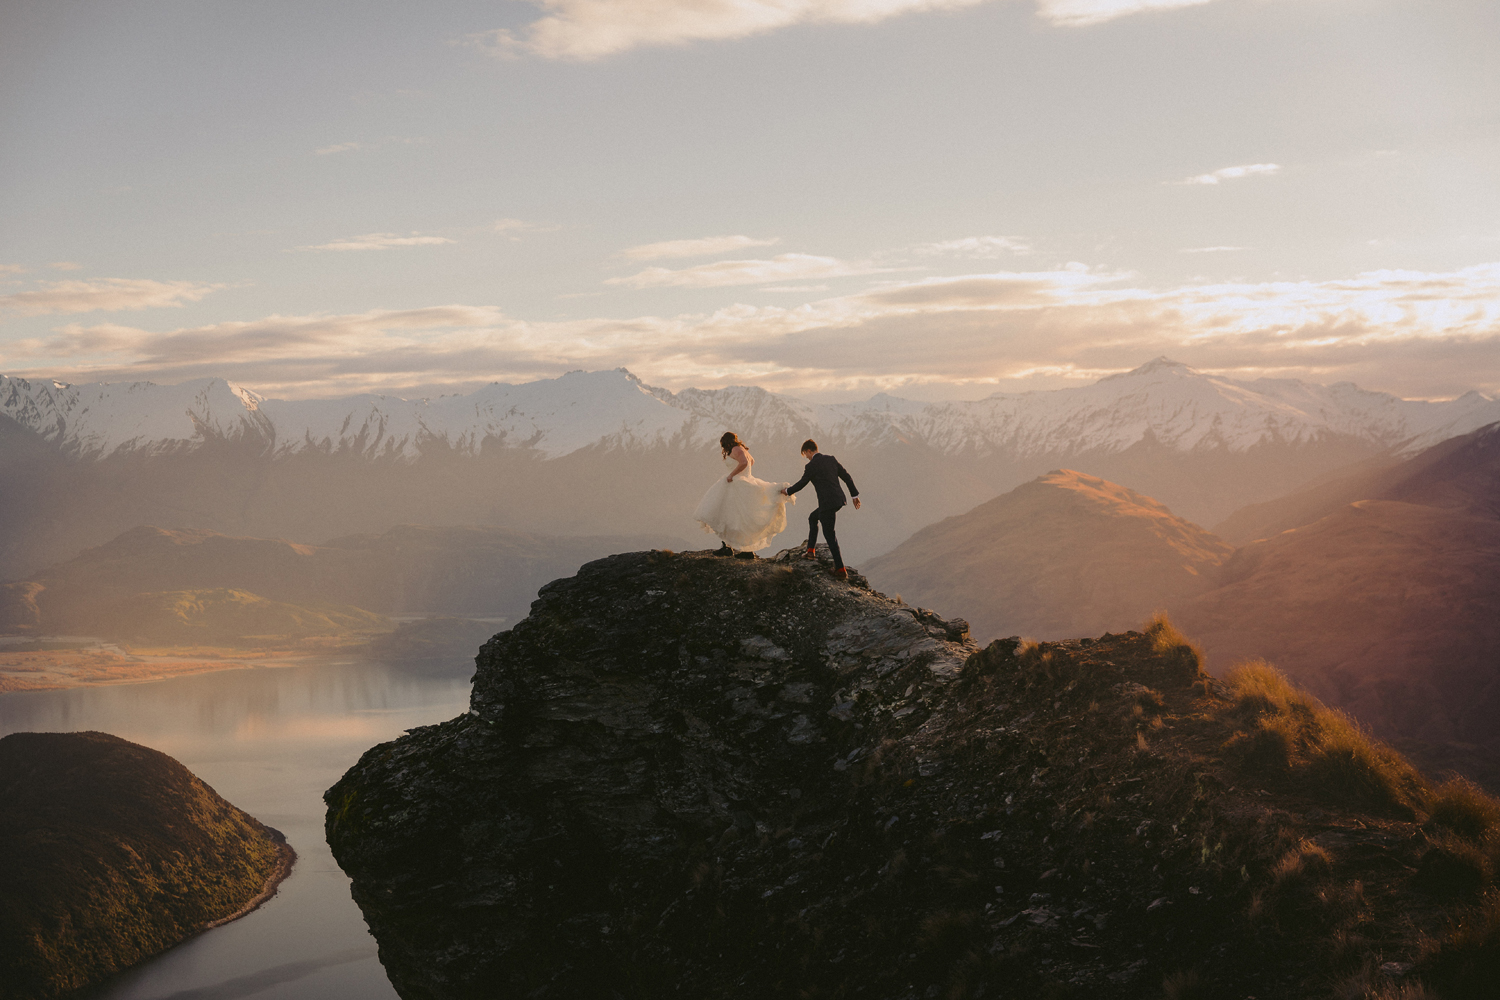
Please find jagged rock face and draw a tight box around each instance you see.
[330,550,1452,999]
[327,549,978,997]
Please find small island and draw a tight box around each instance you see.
[0,731,294,1000]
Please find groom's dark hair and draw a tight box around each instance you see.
[801,439,818,454]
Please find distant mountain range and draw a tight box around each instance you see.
[864,421,1500,784]
[2,359,1496,579]
[3,358,1495,461]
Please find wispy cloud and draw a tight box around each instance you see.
[11,262,1498,400]
[1035,0,1219,28]
[298,233,456,252]
[314,137,427,157]
[622,235,780,261]
[466,0,1217,61]
[913,236,1031,258]
[49,261,82,271]
[0,279,222,317]
[0,265,27,275]
[1180,246,1245,253]
[492,218,561,238]
[608,253,884,289]
[1178,163,1282,186]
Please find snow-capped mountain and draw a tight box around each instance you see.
[2,358,1496,462]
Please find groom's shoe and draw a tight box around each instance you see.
[830,567,848,580]
[802,547,818,560]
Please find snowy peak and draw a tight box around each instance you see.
[0,374,273,457]
[1,365,1497,462]
[1099,356,1198,381]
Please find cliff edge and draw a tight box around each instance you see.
[326,550,1500,999]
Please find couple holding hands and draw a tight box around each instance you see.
[692,432,861,579]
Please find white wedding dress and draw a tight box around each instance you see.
[693,454,794,551]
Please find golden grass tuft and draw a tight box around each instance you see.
[1429,777,1500,843]
[1220,661,1427,818]
[1143,611,1206,683]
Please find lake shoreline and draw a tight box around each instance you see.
[204,834,300,931]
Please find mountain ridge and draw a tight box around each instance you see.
[5,359,1496,463]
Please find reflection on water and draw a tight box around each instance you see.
[0,661,471,1000]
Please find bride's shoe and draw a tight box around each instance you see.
[715,543,733,557]
[734,550,755,560]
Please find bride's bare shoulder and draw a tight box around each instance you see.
[731,443,750,460]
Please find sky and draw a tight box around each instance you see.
[1,0,1498,402]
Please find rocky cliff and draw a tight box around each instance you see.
[326,549,1500,999]
[0,732,292,1000]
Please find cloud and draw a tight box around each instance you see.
[48,261,82,271]
[0,279,223,317]
[0,265,27,275]
[468,0,1230,60]
[470,0,984,61]
[298,233,456,252]
[1178,163,1281,186]
[492,218,561,239]
[622,235,780,261]
[1180,246,1245,253]
[913,236,1031,258]
[315,137,427,157]
[7,262,1498,401]
[1035,0,1218,28]
[607,253,885,289]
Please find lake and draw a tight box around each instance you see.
[0,660,473,1000]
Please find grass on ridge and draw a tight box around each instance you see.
[1219,658,1427,818]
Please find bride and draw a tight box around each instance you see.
[693,432,794,556]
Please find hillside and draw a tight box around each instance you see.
[864,440,1500,788]
[863,469,1232,641]
[1177,501,1500,754]
[0,523,688,636]
[1215,420,1500,543]
[0,732,291,1000]
[90,588,394,647]
[3,360,1495,578]
[326,549,1500,999]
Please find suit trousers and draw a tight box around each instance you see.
[807,506,843,570]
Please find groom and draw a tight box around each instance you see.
[781,439,861,579]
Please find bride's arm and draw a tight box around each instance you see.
[726,445,750,482]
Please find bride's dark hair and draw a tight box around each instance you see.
[719,431,746,457]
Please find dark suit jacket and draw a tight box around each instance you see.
[786,453,858,510]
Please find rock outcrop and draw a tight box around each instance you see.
[326,549,1491,999]
[0,732,292,1000]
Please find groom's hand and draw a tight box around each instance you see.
[853,497,862,509]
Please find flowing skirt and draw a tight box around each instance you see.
[693,473,794,551]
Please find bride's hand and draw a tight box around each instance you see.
[726,474,734,482]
